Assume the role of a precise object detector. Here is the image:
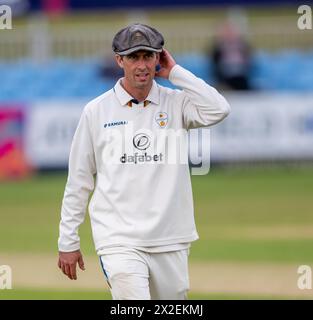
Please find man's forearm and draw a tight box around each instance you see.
[58,108,96,252]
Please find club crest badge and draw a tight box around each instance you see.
[155,112,168,128]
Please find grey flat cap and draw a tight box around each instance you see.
[112,23,164,56]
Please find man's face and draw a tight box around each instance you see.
[115,50,159,89]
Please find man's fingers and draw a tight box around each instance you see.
[60,262,75,280]
[69,263,77,280]
[64,264,72,280]
[78,255,85,271]
[58,251,84,280]
[61,263,67,276]
[155,49,175,80]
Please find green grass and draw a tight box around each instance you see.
[192,166,313,225]
[1,166,313,263]
[0,289,303,300]
[190,239,313,262]
[0,289,111,300]
[1,166,313,300]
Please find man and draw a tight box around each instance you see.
[58,23,230,300]
[210,21,252,90]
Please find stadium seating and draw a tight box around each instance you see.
[1,49,313,101]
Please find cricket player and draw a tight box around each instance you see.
[57,23,230,300]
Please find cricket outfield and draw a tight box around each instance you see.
[1,165,313,299]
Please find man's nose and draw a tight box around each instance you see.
[136,58,147,70]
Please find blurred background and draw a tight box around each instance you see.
[1,0,313,299]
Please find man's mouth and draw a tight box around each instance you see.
[135,73,149,81]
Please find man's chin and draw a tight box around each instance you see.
[134,79,152,88]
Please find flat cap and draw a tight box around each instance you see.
[112,23,164,56]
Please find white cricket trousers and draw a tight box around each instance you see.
[99,248,190,300]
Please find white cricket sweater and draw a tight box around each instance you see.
[58,65,230,253]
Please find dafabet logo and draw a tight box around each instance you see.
[0,265,12,289]
[0,5,12,30]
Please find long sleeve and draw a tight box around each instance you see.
[58,108,96,252]
[169,64,231,130]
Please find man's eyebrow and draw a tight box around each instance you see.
[126,52,153,58]
[127,53,138,58]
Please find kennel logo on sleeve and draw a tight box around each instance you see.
[0,5,12,30]
[0,265,12,289]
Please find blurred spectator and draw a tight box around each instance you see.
[209,22,253,91]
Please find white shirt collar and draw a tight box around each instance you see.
[113,78,160,106]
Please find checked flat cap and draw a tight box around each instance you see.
[112,23,164,56]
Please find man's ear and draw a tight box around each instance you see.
[155,53,160,65]
[115,54,124,69]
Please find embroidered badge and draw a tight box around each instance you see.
[155,112,168,128]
